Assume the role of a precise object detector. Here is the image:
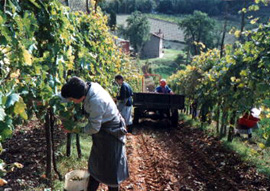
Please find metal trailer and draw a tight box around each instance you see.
[132,92,185,127]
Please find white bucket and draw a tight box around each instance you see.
[64,170,90,191]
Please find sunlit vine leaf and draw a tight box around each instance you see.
[14,98,28,120]
[0,108,6,121]
[5,93,20,108]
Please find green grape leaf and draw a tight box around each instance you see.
[62,119,77,131]
[265,136,270,147]
[22,48,33,66]
[0,108,6,121]
[14,98,28,120]
[5,94,20,108]
[0,122,12,140]
[28,0,41,8]
[1,128,12,140]
[264,99,270,108]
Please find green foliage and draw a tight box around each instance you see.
[156,0,173,14]
[178,11,217,55]
[125,11,150,53]
[145,13,185,24]
[100,0,254,16]
[169,8,270,138]
[108,11,116,30]
[0,108,6,121]
[101,0,156,14]
[0,0,139,131]
[0,0,140,181]
[5,93,20,108]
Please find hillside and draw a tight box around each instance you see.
[117,14,236,45]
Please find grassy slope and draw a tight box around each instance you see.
[140,49,185,79]
[223,137,270,176]
[145,13,185,24]
[146,13,240,26]
[146,13,239,45]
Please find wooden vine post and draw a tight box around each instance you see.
[228,110,236,142]
[45,109,52,184]
[45,107,62,184]
[66,114,82,158]
[66,133,72,157]
[66,133,82,159]
[76,134,82,158]
[50,108,62,181]
[216,107,220,134]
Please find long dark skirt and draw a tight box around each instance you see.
[88,117,129,187]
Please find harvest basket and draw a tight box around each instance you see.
[238,116,260,128]
[64,170,90,191]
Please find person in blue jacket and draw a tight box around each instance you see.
[155,79,173,94]
[155,79,174,118]
[115,75,133,132]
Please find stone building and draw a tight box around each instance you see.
[141,29,164,59]
[115,38,130,54]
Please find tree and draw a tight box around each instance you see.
[178,11,216,55]
[86,0,90,14]
[125,11,150,54]
[137,0,156,13]
[108,11,117,31]
[156,0,173,14]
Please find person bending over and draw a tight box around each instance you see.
[61,76,129,191]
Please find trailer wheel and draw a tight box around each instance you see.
[133,108,140,125]
[171,109,178,127]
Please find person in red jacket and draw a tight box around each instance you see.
[235,108,260,139]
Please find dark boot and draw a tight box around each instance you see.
[108,186,119,191]
[127,125,133,133]
[87,176,99,191]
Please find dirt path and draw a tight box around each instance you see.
[1,119,270,191]
[121,120,270,191]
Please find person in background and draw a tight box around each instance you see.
[155,79,173,94]
[155,79,173,119]
[61,76,129,191]
[115,75,133,133]
[235,108,261,139]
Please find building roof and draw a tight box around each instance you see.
[151,29,164,39]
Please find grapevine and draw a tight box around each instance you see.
[0,0,140,184]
